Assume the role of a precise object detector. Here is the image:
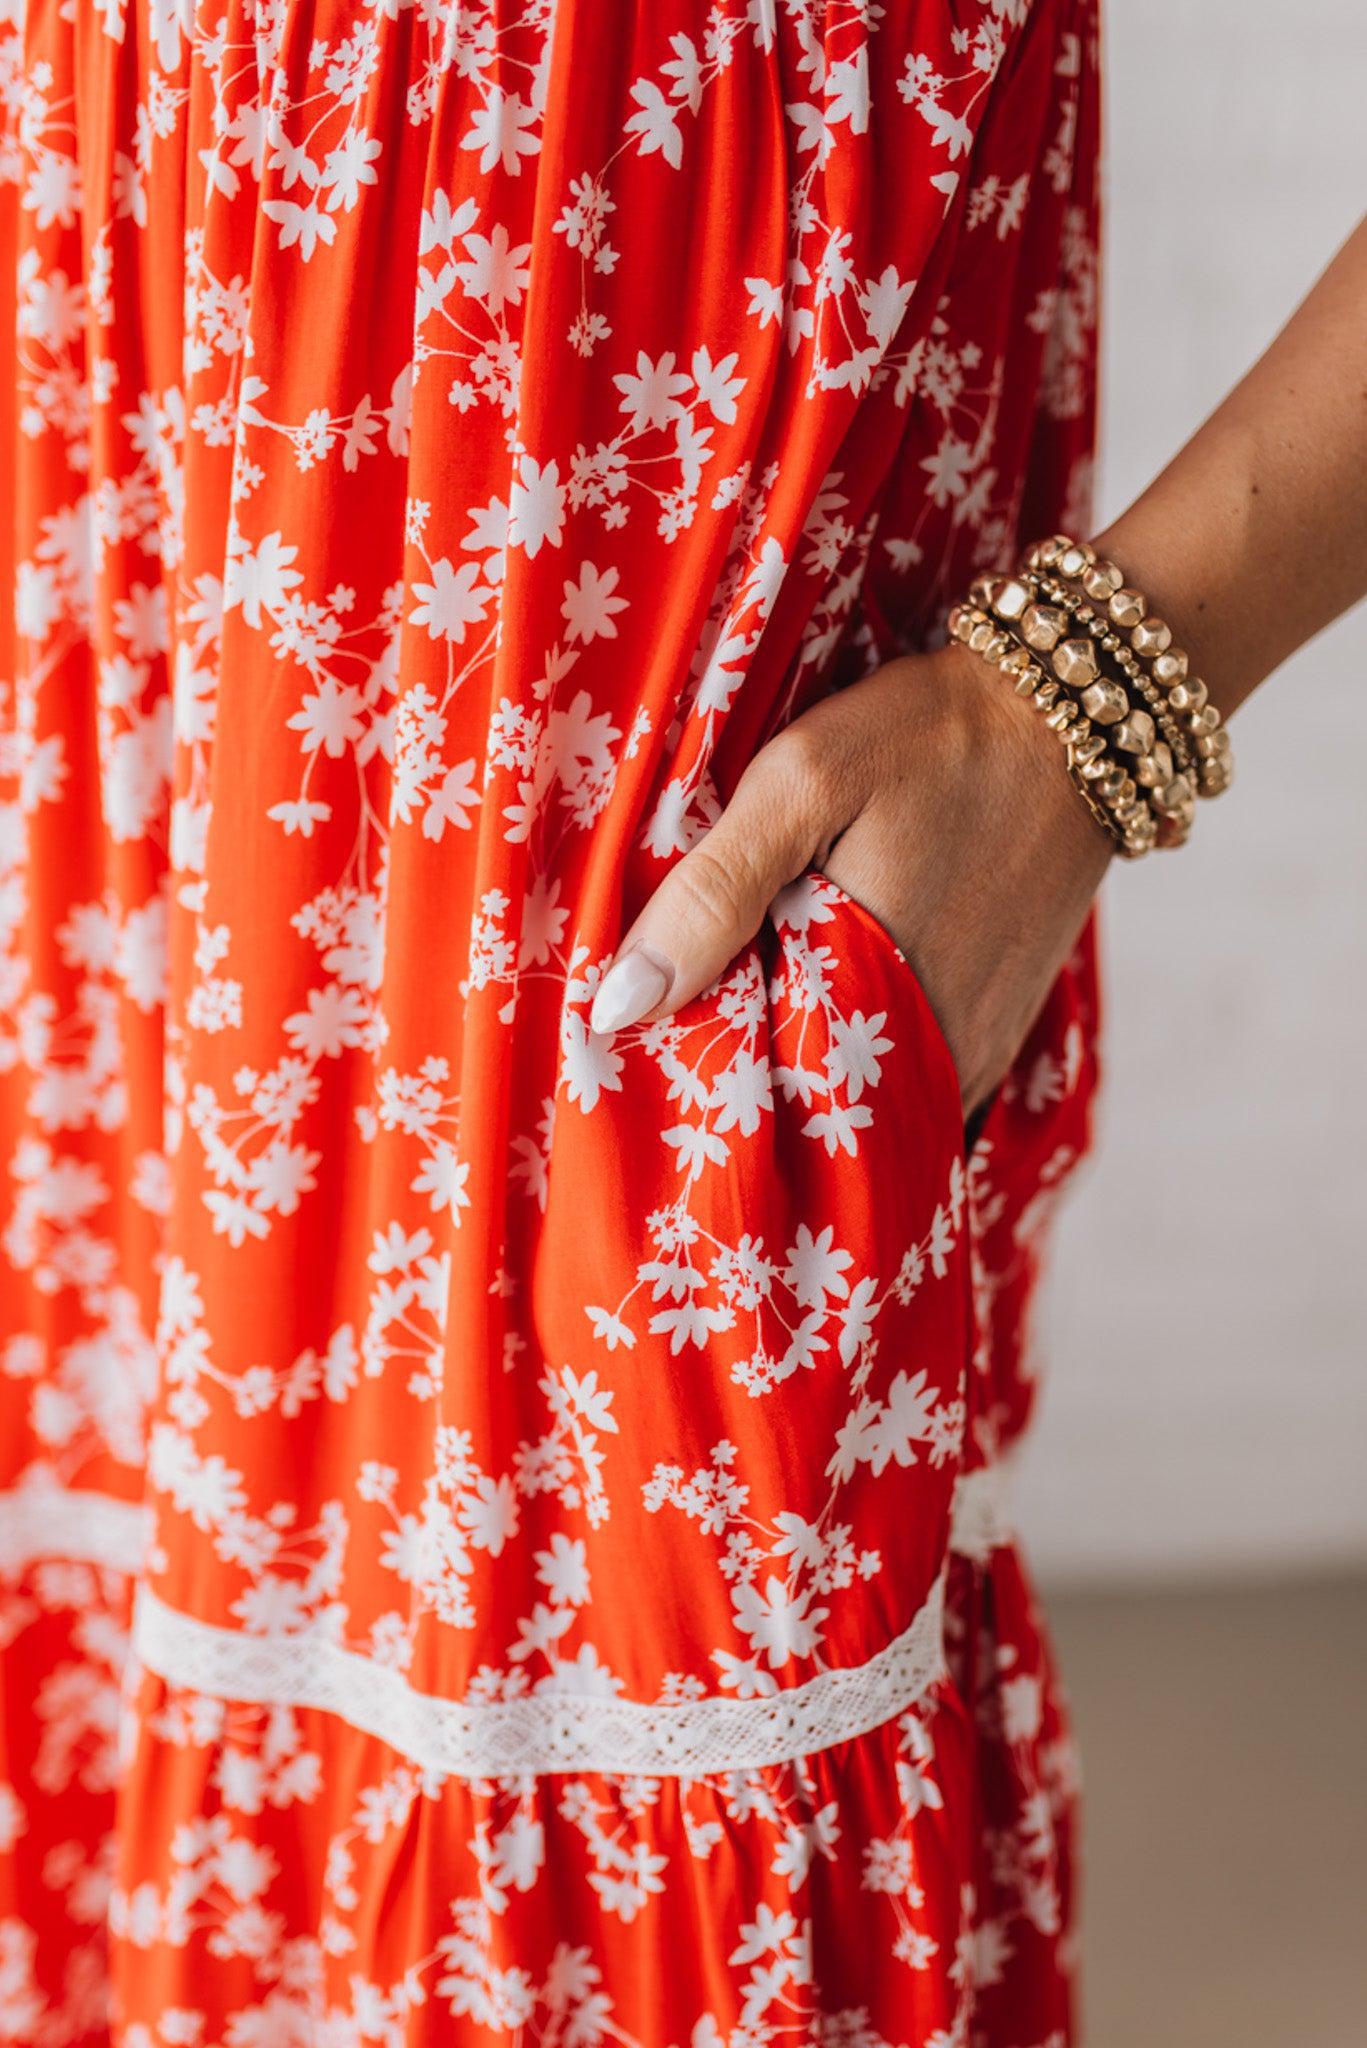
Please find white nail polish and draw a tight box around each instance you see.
[590,951,671,1035]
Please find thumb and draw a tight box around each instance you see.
[589,733,848,1035]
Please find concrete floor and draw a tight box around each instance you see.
[1047,1575,1367,2048]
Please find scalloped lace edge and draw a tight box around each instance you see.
[128,1575,949,1777]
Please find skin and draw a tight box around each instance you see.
[590,216,1367,1114]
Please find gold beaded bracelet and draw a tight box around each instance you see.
[1022,536,1233,805]
[947,535,1235,859]
[968,570,1189,852]
[947,600,1155,855]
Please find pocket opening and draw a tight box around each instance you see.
[798,867,966,1158]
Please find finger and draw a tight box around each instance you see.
[590,727,855,1034]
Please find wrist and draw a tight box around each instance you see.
[955,535,1238,851]
[935,639,1118,888]
[1089,514,1256,725]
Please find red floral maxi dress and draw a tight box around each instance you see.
[0,0,1104,2040]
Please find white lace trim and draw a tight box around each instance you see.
[0,1465,1012,1776]
[0,1483,150,1577]
[948,1462,1014,1563]
[130,1574,949,1778]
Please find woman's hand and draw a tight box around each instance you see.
[589,642,1114,1116]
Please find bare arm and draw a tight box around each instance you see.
[589,217,1367,1112]
[1094,215,1367,721]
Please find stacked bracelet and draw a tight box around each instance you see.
[947,534,1235,859]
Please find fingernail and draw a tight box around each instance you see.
[590,949,672,1035]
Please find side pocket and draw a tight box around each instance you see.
[809,870,1007,1160]
[529,871,974,1704]
[794,868,964,1133]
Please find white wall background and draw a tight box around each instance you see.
[1015,0,1367,1584]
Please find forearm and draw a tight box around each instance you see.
[1092,215,1367,722]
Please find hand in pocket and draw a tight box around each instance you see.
[590,644,1114,1116]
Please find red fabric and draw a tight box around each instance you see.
[0,1,1103,2039]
